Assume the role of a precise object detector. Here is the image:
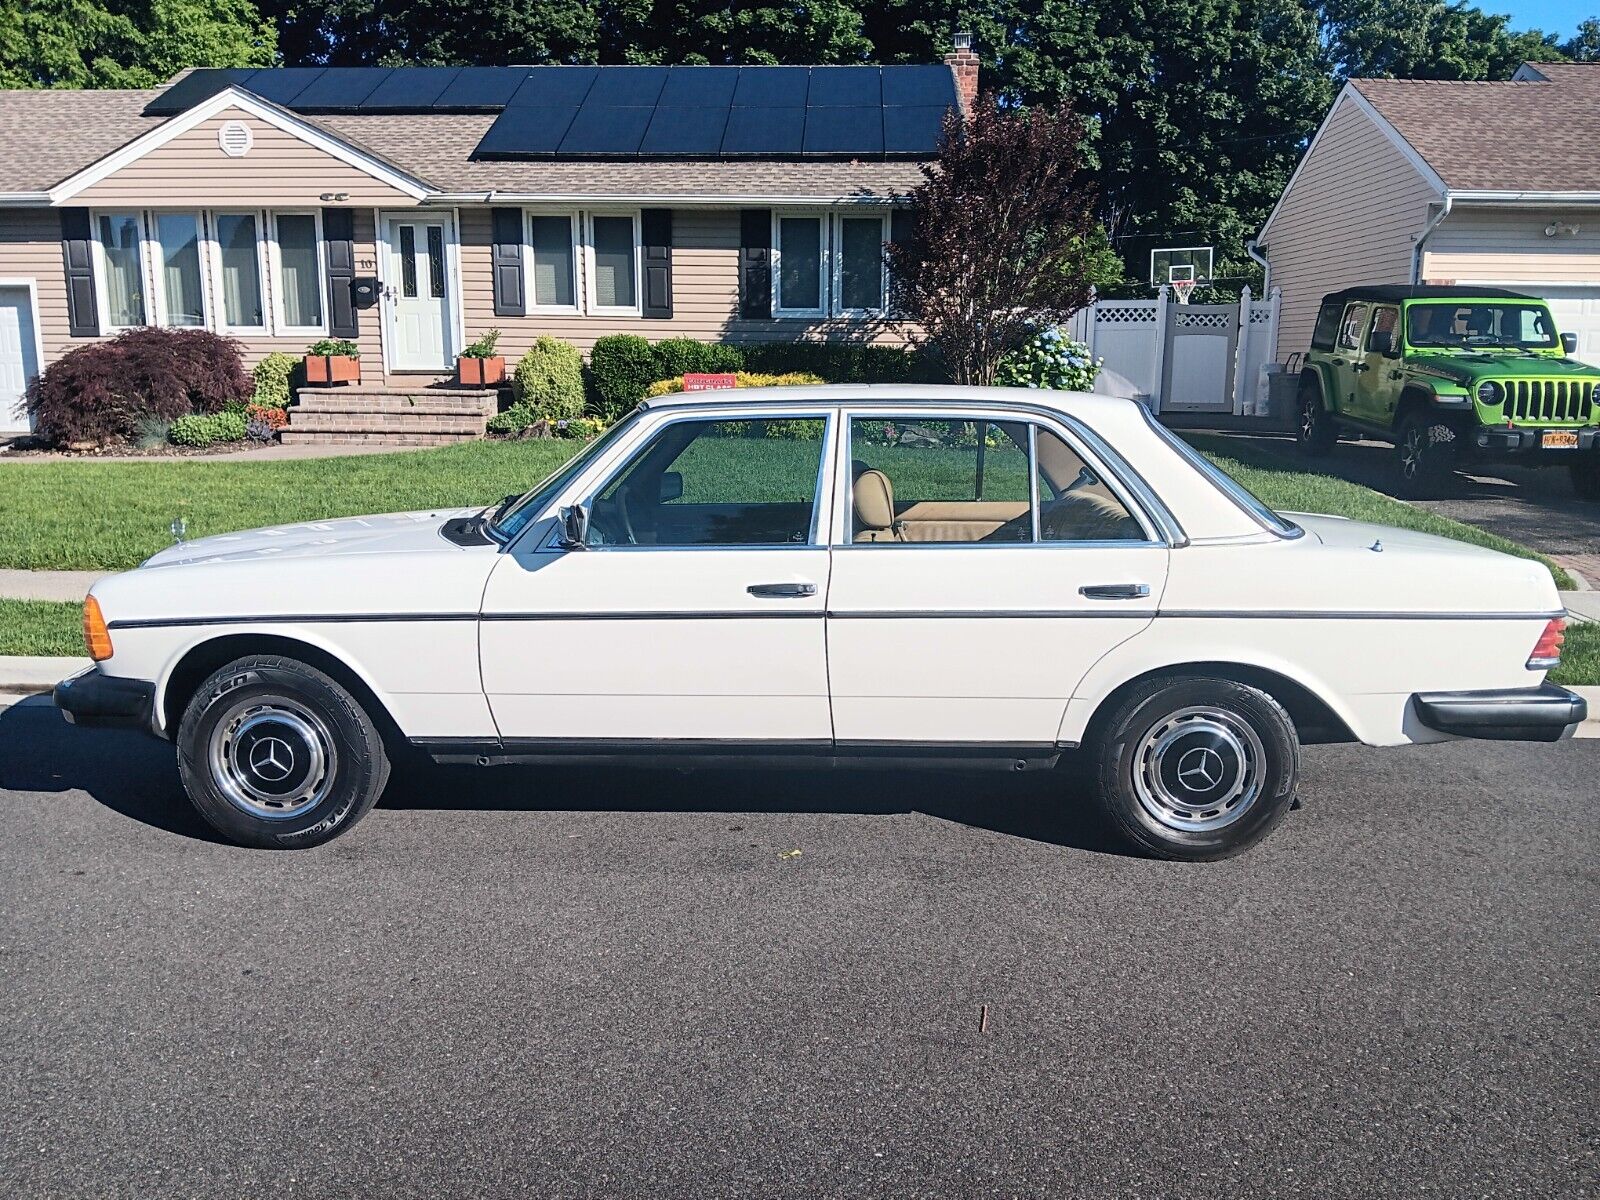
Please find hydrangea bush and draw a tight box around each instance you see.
[995,328,1101,391]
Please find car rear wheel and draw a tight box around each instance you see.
[1572,457,1600,502]
[176,655,390,849]
[1296,378,1337,457]
[1395,414,1458,497]
[1091,677,1300,861]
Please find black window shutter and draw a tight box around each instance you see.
[641,208,673,319]
[888,207,914,317]
[323,207,358,339]
[491,207,525,317]
[738,208,771,320]
[60,208,99,338]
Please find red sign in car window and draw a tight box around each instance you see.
[683,373,738,391]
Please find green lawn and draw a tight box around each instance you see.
[1551,620,1600,688]
[1182,434,1576,590]
[0,599,83,657]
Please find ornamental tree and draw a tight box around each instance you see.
[888,97,1100,387]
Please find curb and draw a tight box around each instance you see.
[0,656,91,695]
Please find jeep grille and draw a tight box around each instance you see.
[1499,379,1596,425]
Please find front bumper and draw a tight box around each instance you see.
[53,668,157,734]
[1412,684,1587,742]
[1468,425,1598,461]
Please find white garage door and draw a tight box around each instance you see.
[1542,287,1600,367]
[0,285,40,435]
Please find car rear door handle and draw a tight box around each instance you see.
[748,581,817,598]
[1079,583,1151,600]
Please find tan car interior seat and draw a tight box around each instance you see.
[853,468,905,541]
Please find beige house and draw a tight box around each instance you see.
[0,51,979,437]
[1257,62,1600,367]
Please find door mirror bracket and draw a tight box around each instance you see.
[558,504,590,551]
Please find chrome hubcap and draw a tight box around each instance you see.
[1132,706,1265,833]
[209,700,337,820]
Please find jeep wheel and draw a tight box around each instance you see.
[177,655,391,849]
[1091,676,1301,861]
[1395,415,1458,497]
[1296,378,1337,457]
[1572,457,1600,502]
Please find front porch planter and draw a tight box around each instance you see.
[304,340,361,387]
[457,355,505,387]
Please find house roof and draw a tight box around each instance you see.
[0,68,941,202]
[1351,64,1600,194]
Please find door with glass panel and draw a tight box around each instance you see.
[479,412,834,742]
[382,215,453,370]
[825,411,1169,746]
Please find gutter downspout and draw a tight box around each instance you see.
[1245,238,1269,296]
[1411,194,1453,284]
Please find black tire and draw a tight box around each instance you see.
[1395,413,1458,497]
[1091,676,1300,861]
[176,655,391,849]
[1572,457,1600,502]
[1295,377,1337,457]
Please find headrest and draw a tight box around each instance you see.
[854,468,896,530]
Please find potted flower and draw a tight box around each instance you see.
[457,329,505,387]
[305,339,361,385]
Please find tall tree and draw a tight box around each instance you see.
[0,0,275,89]
[1318,0,1562,80]
[889,99,1100,385]
[1564,16,1600,61]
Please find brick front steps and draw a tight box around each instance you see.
[283,385,498,447]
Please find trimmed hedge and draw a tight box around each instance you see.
[650,337,745,381]
[643,371,825,397]
[26,327,250,447]
[740,342,941,384]
[513,337,586,421]
[250,352,299,410]
[169,410,248,447]
[587,334,657,420]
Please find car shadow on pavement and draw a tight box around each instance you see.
[0,695,1122,854]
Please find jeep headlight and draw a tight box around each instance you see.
[1477,381,1503,405]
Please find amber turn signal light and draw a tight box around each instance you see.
[83,596,113,662]
[1527,617,1564,671]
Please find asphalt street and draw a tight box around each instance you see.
[1,695,1594,1199]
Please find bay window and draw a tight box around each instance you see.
[94,212,147,329]
[588,213,639,313]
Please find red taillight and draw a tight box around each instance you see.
[1527,618,1565,670]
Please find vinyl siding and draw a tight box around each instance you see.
[1262,96,1440,360]
[456,206,910,359]
[0,206,381,370]
[1422,206,1600,285]
[72,109,420,208]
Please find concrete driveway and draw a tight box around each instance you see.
[1,696,1594,1198]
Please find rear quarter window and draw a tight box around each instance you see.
[1310,301,1343,351]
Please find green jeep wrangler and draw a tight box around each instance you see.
[1296,285,1600,499]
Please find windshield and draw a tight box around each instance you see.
[488,412,641,542]
[1406,303,1558,350]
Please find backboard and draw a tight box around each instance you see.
[1150,245,1213,287]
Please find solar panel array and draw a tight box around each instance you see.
[144,65,956,159]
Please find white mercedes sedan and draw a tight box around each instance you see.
[56,386,1585,860]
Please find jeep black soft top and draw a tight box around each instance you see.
[1318,284,1538,305]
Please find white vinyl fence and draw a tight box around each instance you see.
[1066,286,1280,416]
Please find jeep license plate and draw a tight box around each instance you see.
[1542,431,1580,449]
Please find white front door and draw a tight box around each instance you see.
[825,410,1169,746]
[480,412,837,742]
[382,216,454,370]
[0,285,39,435]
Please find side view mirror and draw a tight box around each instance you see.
[1368,330,1394,356]
[558,504,589,551]
[1562,331,1578,355]
[659,471,683,503]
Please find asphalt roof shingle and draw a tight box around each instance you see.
[1352,64,1600,193]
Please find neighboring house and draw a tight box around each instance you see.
[1257,61,1600,367]
[0,45,979,435]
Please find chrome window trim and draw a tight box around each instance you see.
[1138,405,1302,541]
[837,406,1171,548]
[555,409,837,551]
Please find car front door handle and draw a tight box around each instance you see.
[1079,583,1151,600]
[747,581,817,598]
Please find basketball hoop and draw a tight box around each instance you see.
[1172,279,1196,305]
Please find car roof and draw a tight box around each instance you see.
[638,382,1139,419]
[1319,284,1539,305]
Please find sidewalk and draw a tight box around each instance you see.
[0,441,425,465]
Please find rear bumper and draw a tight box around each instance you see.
[53,668,158,735]
[1412,684,1587,742]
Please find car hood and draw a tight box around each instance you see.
[140,508,485,568]
[1408,351,1598,382]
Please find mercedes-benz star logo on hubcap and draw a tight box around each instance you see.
[1176,746,1223,791]
[248,736,295,782]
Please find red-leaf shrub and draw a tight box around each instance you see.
[246,404,288,431]
[25,327,251,447]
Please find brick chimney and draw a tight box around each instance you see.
[944,31,979,116]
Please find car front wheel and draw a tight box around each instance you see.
[177,655,391,849]
[1091,677,1300,861]
[1395,414,1459,497]
[1296,378,1337,457]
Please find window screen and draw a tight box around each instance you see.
[838,217,884,311]
[778,216,822,311]
[97,213,146,328]
[215,213,264,328]
[276,214,323,327]
[530,215,575,307]
[591,216,636,309]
